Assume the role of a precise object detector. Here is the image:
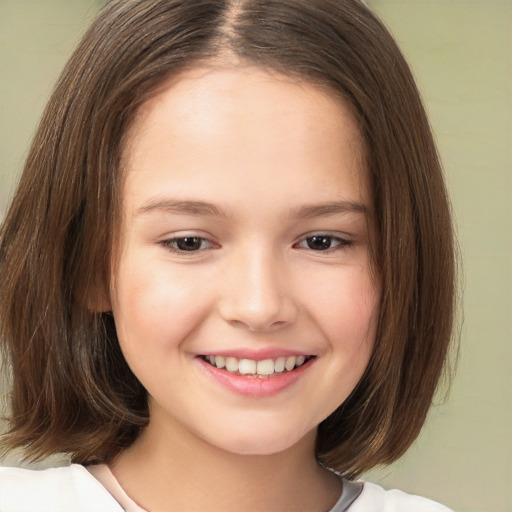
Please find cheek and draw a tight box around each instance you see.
[288,264,379,424]
[112,259,209,353]
[305,263,380,344]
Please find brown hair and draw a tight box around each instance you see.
[0,0,455,478]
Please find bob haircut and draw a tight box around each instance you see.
[0,0,455,478]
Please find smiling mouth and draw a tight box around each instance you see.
[201,355,315,378]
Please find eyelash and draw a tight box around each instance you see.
[159,236,216,253]
[294,234,353,252]
[159,233,352,255]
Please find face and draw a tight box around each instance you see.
[111,64,380,456]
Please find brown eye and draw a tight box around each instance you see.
[295,234,351,251]
[176,237,203,251]
[306,235,334,251]
[160,236,214,253]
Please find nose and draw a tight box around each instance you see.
[218,248,298,332]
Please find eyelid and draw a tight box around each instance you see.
[157,231,354,255]
[158,233,219,255]
[293,231,354,251]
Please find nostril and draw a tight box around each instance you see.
[246,319,289,332]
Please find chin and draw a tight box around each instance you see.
[205,424,314,457]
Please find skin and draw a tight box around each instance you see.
[108,63,381,511]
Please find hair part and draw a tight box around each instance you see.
[0,0,456,478]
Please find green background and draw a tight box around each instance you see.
[1,1,511,511]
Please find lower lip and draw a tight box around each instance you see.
[197,358,314,397]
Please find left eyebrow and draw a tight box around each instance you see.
[136,199,228,218]
[292,200,368,219]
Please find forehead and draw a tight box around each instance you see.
[121,64,370,213]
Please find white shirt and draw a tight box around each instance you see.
[0,464,453,511]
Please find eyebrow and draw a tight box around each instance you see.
[137,199,227,217]
[137,198,367,219]
[293,200,367,219]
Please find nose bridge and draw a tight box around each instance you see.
[220,244,296,331]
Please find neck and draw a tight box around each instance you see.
[110,414,341,512]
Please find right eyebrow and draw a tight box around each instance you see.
[136,198,228,218]
[292,200,368,219]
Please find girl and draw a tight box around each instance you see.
[0,0,456,510]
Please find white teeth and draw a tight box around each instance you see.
[238,359,257,375]
[285,356,296,371]
[204,354,311,376]
[274,357,286,373]
[256,359,275,375]
[225,357,238,372]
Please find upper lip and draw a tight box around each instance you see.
[198,348,314,361]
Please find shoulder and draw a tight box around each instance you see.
[0,464,123,512]
[348,481,453,512]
